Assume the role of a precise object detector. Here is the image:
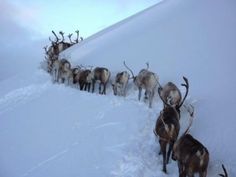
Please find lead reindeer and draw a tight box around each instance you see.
[47,30,81,58]
[124,61,159,108]
[112,70,130,96]
[153,77,189,173]
[92,67,111,95]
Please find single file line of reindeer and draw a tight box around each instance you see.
[43,30,229,177]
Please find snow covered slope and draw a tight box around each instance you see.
[63,0,236,173]
[1,0,236,177]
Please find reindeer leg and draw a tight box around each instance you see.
[178,161,186,177]
[138,88,142,101]
[88,83,91,92]
[167,141,174,164]
[199,170,207,177]
[84,83,88,91]
[80,83,84,91]
[92,80,95,93]
[99,83,102,94]
[66,77,70,86]
[144,90,148,99]
[123,84,127,97]
[103,83,107,95]
[149,91,154,108]
[159,140,167,173]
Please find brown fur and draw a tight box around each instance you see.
[78,70,92,92]
[112,71,130,96]
[160,82,182,107]
[158,77,189,115]
[92,67,111,95]
[134,69,159,108]
[172,134,209,177]
[154,106,180,173]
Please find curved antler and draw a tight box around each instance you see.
[178,76,189,108]
[219,164,228,177]
[146,62,149,70]
[182,104,194,135]
[51,30,60,43]
[74,30,79,43]
[59,31,65,42]
[67,33,74,44]
[123,61,135,79]
[43,45,48,54]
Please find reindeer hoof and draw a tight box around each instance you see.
[163,168,167,174]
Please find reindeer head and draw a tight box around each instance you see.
[158,77,189,114]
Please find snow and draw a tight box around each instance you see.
[1,0,236,177]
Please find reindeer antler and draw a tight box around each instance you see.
[74,30,79,43]
[59,31,65,42]
[123,61,135,79]
[178,76,189,108]
[67,33,74,44]
[183,104,194,117]
[146,62,149,70]
[51,30,60,43]
[219,164,228,177]
[43,46,48,54]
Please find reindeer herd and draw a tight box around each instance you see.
[42,31,228,177]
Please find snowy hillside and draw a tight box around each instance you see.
[1,0,236,177]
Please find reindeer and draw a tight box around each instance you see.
[154,105,180,173]
[219,164,228,177]
[112,71,130,96]
[153,77,190,173]
[71,66,81,85]
[74,69,93,92]
[170,103,209,177]
[92,67,111,95]
[58,59,72,85]
[51,58,71,83]
[124,61,159,108]
[172,134,209,177]
[47,30,75,58]
[47,30,61,58]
